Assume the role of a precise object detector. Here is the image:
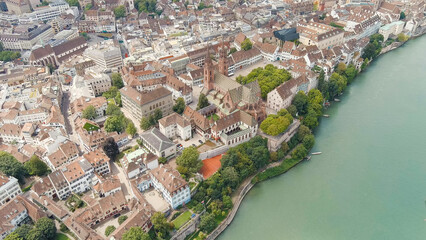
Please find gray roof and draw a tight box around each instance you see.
[140,128,174,152]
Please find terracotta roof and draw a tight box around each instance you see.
[150,164,188,196]
[158,112,190,128]
[120,86,172,106]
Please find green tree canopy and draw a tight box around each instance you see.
[31,217,56,240]
[102,137,119,160]
[292,91,309,115]
[236,64,291,99]
[173,97,185,114]
[103,86,119,99]
[241,38,253,51]
[297,125,311,142]
[260,110,293,136]
[0,151,27,183]
[140,117,151,130]
[113,5,126,19]
[176,146,202,176]
[82,105,97,120]
[105,114,130,133]
[106,103,122,116]
[291,145,308,160]
[111,72,124,88]
[122,226,151,240]
[118,215,128,225]
[197,93,209,110]
[345,64,358,83]
[302,134,315,150]
[0,51,21,62]
[134,0,157,14]
[126,122,137,137]
[221,166,239,189]
[105,226,116,236]
[199,213,217,233]
[24,155,48,176]
[12,224,32,239]
[4,233,24,240]
[65,0,79,7]
[151,212,173,238]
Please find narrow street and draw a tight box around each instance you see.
[61,91,73,135]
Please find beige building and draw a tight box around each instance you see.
[120,86,173,122]
[297,22,344,49]
[83,70,111,97]
[83,39,123,70]
[5,0,31,15]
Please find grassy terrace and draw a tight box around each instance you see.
[172,211,192,229]
[83,122,99,132]
[55,233,70,240]
[207,114,220,121]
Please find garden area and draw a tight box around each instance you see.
[65,194,86,212]
[54,233,70,240]
[172,210,193,229]
[83,122,100,132]
[207,114,220,121]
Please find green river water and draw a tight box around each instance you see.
[218,36,426,240]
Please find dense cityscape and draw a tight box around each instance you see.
[0,0,424,240]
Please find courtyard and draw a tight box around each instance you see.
[143,189,169,212]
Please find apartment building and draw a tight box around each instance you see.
[150,164,190,209]
[28,0,70,22]
[297,22,345,49]
[45,141,80,170]
[0,24,54,51]
[0,199,28,240]
[70,96,108,118]
[0,175,22,206]
[140,128,176,159]
[267,76,310,112]
[120,86,173,122]
[159,113,192,141]
[83,40,123,70]
[83,149,111,175]
[0,124,21,144]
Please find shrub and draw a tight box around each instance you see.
[105,226,116,236]
[118,215,128,225]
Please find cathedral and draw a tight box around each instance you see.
[201,41,266,122]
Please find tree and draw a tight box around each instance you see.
[102,138,119,160]
[4,233,24,240]
[297,125,311,142]
[236,64,291,99]
[0,152,27,183]
[140,117,151,130]
[291,145,308,160]
[65,0,79,7]
[176,146,202,176]
[153,109,162,122]
[400,11,405,20]
[106,103,121,116]
[260,113,292,136]
[105,115,125,133]
[118,215,128,225]
[229,47,237,55]
[369,33,384,44]
[105,226,116,236]
[292,91,309,115]
[80,32,90,41]
[134,0,157,14]
[318,70,329,99]
[302,134,315,150]
[173,97,185,114]
[122,227,151,240]
[126,122,137,137]
[281,142,289,153]
[24,155,48,176]
[345,64,358,83]
[336,62,346,75]
[60,223,68,232]
[307,89,324,105]
[114,5,126,19]
[329,73,347,97]
[84,3,93,10]
[361,58,369,71]
[197,93,209,110]
[151,212,173,238]
[103,86,119,99]
[221,166,239,189]
[287,105,297,118]
[82,105,97,120]
[199,213,217,233]
[397,33,409,42]
[111,72,124,88]
[13,224,32,239]
[158,157,167,164]
[32,217,56,240]
[241,38,253,51]
[302,109,319,130]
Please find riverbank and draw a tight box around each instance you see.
[209,35,420,240]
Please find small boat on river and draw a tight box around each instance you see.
[334,98,341,102]
[323,114,330,118]
[311,152,322,155]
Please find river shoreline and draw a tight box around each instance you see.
[208,34,423,240]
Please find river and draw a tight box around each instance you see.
[218,36,426,240]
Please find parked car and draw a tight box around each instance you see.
[192,144,196,147]
[198,140,203,144]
